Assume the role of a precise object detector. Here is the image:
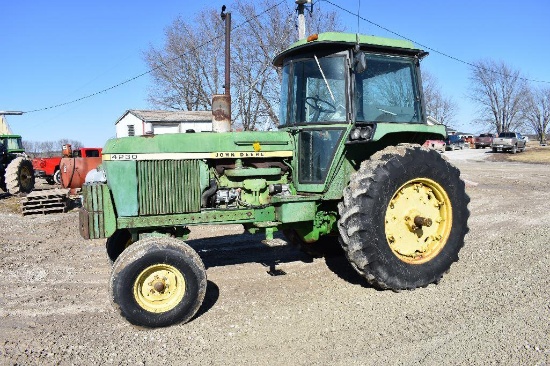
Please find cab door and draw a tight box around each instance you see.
[286,53,349,192]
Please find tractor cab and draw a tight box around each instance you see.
[0,135,24,156]
[274,32,434,191]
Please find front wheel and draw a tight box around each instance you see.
[106,229,133,264]
[338,145,470,290]
[54,170,61,184]
[110,237,207,327]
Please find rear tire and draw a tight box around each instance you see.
[338,145,469,290]
[6,157,35,194]
[110,236,206,327]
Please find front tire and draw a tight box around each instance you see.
[106,229,133,264]
[338,145,470,290]
[54,169,61,184]
[110,237,207,327]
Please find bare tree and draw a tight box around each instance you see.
[144,0,341,130]
[522,86,550,143]
[144,9,224,111]
[422,71,458,127]
[469,60,528,134]
[24,139,84,157]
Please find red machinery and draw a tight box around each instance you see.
[59,144,102,190]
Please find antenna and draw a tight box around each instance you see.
[357,0,361,34]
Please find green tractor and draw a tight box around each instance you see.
[0,134,35,195]
[80,32,469,327]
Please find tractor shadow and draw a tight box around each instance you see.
[186,231,370,288]
[187,232,372,320]
[192,280,220,321]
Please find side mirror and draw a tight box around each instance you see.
[354,52,367,74]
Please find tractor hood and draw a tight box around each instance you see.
[102,131,294,161]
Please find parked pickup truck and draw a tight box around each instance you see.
[491,132,526,153]
[474,133,494,149]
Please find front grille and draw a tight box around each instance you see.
[80,183,108,239]
[137,160,201,215]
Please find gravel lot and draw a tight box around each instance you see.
[0,148,549,365]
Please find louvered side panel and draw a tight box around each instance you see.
[138,160,201,215]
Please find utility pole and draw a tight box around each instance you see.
[296,0,312,40]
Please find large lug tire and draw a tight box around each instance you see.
[6,157,35,194]
[106,229,133,264]
[511,145,517,154]
[338,145,470,290]
[110,237,207,327]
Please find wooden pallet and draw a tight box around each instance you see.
[21,189,70,215]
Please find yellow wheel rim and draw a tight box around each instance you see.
[133,264,186,313]
[385,178,452,264]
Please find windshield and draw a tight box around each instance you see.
[281,56,347,126]
[355,54,421,123]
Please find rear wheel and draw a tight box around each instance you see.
[110,236,206,327]
[6,157,35,194]
[338,145,469,290]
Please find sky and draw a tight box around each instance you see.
[1,0,549,147]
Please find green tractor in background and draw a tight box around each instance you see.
[0,134,35,195]
[80,32,470,327]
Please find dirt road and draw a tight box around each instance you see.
[0,150,549,365]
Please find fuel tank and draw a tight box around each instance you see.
[60,157,102,189]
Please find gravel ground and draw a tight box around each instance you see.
[0,149,549,365]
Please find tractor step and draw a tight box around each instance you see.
[20,188,70,215]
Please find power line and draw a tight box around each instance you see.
[320,0,550,85]
[24,0,548,115]
[24,0,286,114]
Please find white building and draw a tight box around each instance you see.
[115,110,213,137]
[0,115,12,135]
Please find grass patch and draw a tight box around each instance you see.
[489,144,550,164]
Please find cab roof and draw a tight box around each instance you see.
[0,134,22,138]
[273,32,424,66]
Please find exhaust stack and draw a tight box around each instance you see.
[212,6,231,133]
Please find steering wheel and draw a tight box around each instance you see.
[305,96,336,122]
